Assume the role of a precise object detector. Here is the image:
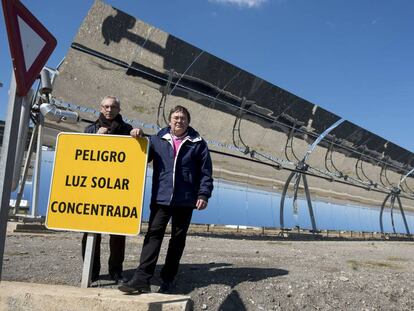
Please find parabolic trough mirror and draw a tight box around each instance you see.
[48,0,414,234]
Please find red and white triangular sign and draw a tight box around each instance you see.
[2,0,57,96]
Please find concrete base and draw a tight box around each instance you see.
[14,223,52,234]
[0,281,192,311]
[6,221,52,234]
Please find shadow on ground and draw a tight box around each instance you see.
[123,263,288,310]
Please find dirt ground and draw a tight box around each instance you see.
[3,223,414,311]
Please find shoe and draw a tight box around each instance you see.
[91,273,100,283]
[118,275,151,294]
[158,280,175,293]
[110,272,124,284]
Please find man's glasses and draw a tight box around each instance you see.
[101,105,120,111]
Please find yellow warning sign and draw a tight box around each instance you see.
[45,133,148,235]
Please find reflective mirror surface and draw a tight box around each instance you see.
[49,1,414,233]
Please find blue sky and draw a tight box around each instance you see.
[1,0,414,150]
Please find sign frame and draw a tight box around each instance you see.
[45,132,149,236]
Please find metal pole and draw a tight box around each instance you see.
[0,73,23,279]
[11,90,32,191]
[81,233,97,288]
[390,195,396,234]
[379,193,391,234]
[302,174,318,232]
[30,113,44,218]
[395,195,410,235]
[13,124,38,215]
[279,171,296,229]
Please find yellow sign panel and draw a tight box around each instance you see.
[46,133,148,235]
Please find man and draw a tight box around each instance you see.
[119,105,214,293]
[81,95,133,283]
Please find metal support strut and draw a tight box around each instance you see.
[379,187,410,235]
[280,161,318,232]
[279,118,344,233]
[379,168,414,235]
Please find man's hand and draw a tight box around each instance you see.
[97,127,109,134]
[196,198,208,210]
[130,128,144,138]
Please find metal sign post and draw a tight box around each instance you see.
[81,233,97,288]
[0,73,23,279]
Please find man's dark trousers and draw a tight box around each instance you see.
[81,233,126,277]
[134,204,194,284]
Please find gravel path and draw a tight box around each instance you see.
[3,226,414,310]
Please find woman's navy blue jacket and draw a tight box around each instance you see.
[149,126,213,208]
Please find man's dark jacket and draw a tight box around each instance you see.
[84,117,132,135]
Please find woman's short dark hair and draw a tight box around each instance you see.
[168,105,191,123]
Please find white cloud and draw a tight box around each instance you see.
[209,0,267,8]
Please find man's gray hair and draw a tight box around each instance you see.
[101,95,120,107]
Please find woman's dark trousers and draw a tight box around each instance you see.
[133,204,194,284]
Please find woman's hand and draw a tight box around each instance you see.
[196,198,208,210]
[130,128,144,138]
